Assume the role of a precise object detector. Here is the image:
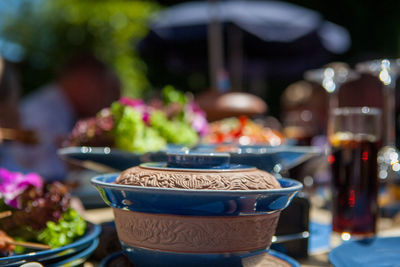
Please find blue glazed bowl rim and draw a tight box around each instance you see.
[91,173,303,195]
[47,238,100,267]
[195,144,322,155]
[0,222,101,262]
[140,162,256,172]
[59,145,322,156]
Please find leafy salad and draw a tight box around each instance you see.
[66,86,209,153]
[0,168,86,256]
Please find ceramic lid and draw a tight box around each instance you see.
[115,152,281,190]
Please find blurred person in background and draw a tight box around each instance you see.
[1,54,121,180]
[0,56,24,170]
[281,80,328,146]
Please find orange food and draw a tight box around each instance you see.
[204,116,284,146]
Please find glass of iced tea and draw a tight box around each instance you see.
[329,107,382,240]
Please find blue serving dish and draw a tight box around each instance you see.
[58,146,169,173]
[91,152,303,267]
[46,238,99,267]
[99,249,300,267]
[0,222,101,266]
[329,236,400,267]
[194,144,321,172]
[59,144,321,173]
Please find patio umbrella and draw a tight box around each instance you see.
[140,0,350,88]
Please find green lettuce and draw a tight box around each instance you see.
[37,209,87,248]
[110,102,166,153]
[150,111,198,147]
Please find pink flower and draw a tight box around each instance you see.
[185,101,209,136]
[119,97,145,108]
[0,168,43,209]
[119,97,153,125]
[192,114,209,136]
[142,111,150,125]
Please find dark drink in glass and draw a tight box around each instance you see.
[330,136,380,236]
[329,107,381,239]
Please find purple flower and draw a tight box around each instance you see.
[0,168,43,209]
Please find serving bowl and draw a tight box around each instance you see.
[194,144,321,172]
[59,144,320,173]
[0,222,101,266]
[99,249,301,267]
[91,152,302,267]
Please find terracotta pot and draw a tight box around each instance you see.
[92,152,302,266]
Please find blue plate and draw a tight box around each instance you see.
[268,250,301,267]
[0,222,101,266]
[58,145,321,173]
[329,236,400,267]
[46,238,99,267]
[194,144,321,172]
[99,249,300,267]
[58,146,169,173]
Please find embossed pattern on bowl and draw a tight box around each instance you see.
[91,174,302,267]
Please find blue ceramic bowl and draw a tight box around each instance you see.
[59,145,321,173]
[194,144,321,172]
[58,146,169,172]
[46,238,99,267]
[0,223,101,266]
[99,249,300,267]
[91,173,302,267]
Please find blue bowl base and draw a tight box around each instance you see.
[121,243,268,267]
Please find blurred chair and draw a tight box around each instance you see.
[281,80,328,146]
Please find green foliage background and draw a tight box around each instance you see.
[0,0,159,98]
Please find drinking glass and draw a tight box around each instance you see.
[330,107,381,239]
[356,59,399,145]
[356,59,400,180]
[304,63,359,111]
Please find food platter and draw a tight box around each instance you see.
[58,146,170,173]
[58,144,321,173]
[0,222,101,266]
[45,238,99,267]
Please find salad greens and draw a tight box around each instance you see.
[162,85,187,106]
[38,209,87,248]
[111,102,166,153]
[67,86,208,152]
[150,110,198,146]
[161,85,186,122]
[0,169,87,252]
